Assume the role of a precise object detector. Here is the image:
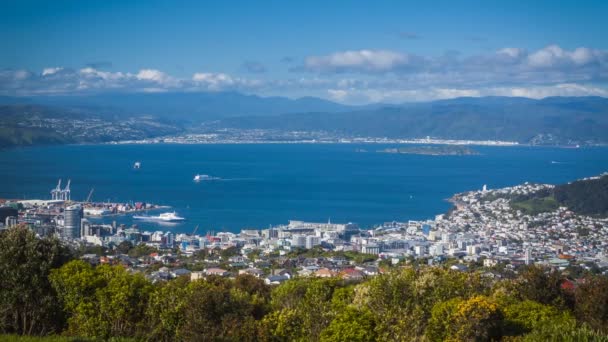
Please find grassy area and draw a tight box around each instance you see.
[0,336,135,342]
[511,196,560,215]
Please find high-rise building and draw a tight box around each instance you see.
[305,235,320,249]
[62,204,83,239]
[0,207,18,227]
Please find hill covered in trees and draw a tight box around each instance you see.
[554,175,608,217]
[1,225,608,341]
[509,174,608,217]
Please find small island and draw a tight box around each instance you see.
[378,145,480,156]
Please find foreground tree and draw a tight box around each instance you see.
[574,275,608,333]
[261,278,342,341]
[0,225,71,335]
[354,267,489,341]
[50,260,152,339]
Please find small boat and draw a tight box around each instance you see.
[133,212,185,222]
[133,161,141,169]
[194,174,219,182]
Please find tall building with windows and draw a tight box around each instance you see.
[62,204,83,239]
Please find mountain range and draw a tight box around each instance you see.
[1,92,607,146]
[216,96,608,144]
[0,92,359,120]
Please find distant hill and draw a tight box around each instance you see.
[0,92,357,121]
[217,96,608,144]
[1,94,608,146]
[0,104,181,148]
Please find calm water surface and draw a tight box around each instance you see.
[1,144,607,233]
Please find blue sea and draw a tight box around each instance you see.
[1,144,607,234]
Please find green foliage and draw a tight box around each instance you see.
[426,296,503,341]
[220,246,240,259]
[511,196,559,215]
[521,320,608,342]
[426,297,462,342]
[262,278,342,341]
[509,175,608,217]
[554,175,608,217]
[3,230,608,342]
[320,307,376,342]
[0,335,136,341]
[115,241,133,255]
[574,275,608,333]
[502,299,572,335]
[513,265,571,308]
[175,277,264,341]
[451,296,503,341]
[145,274,269,342]
[50,261,152,339]
[0,225,72,335]
[355,267,490,340]
[128,243,157,258]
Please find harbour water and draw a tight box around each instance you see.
[1,143,607,234]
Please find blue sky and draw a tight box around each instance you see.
[1,0,607,103]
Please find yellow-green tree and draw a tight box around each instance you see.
[426,295,502,341]
[320,307,376,342]
[50,261,152,339]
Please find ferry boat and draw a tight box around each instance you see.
[133,212,185,222]
[194,174,219,182]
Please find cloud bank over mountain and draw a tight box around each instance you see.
[1,45,607,104]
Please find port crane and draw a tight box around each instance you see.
[86,188,95,203]
[62,179,71,201]
[50,179,71,201]
[50,179,62,200]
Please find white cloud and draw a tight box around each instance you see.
[191,72,263,91]
[305,50,413,73]
[136,69,170,83]
[327,87,482,104]
[526,45,605,68]
[42,67,63,76]
[497,47,525,59]
[192,72,235,88]
[490,83,608,98]
[326,83,608,104]
[79,67,126,81]
[301,45,608,88]
[2,45,608,105]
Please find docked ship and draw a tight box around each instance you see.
[133,212,185,222]
[194,174,219,182]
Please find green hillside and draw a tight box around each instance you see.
[510,174,608,217]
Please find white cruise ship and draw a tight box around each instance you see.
[133,212,185,222]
